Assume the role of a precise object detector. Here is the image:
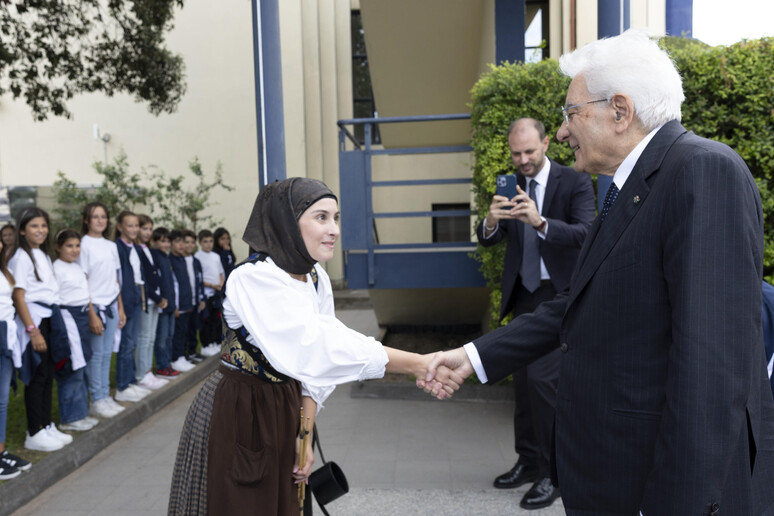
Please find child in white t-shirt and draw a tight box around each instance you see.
[53,230,98,433]
[0,236,31,478]
[79,202,126,419]
[193,230,224,357]
[9,208,73,452]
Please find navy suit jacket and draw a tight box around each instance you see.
[137,246,162,306]
[476,160,595,319]
[473,121,774,514]
[151,249,175,314]
[116,239,143,311]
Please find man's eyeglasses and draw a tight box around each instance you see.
[561,99,610,124]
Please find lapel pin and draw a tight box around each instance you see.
[633,195,641,204]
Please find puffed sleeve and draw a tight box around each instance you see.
[223,261,388,407]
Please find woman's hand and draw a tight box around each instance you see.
[118,308,127,329]
[292,433,315,484]
[89,310,104,336]
[159,298,168,309]
[415,352,466,400]
[30,330,47,353]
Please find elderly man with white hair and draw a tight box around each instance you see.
[424,28,774,515]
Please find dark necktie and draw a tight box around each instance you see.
[520,180,541,293]
[600,182,620,222]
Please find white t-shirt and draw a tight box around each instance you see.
[0,273,15,321]
[9,248,60,305]
[78,235,120,306]
[222,258,388,409]
[194,250,225,298]
[53,259,90,306]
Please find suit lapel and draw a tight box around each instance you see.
[542,163,560,216]
[566,121,688,309]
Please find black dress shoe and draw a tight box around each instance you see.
[493,462,538,489]
[520,477,560,510]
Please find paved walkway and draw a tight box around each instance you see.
[9,294,565,516]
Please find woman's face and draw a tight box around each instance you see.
[1,227,14,246]
[20,216,48,248]
[298,198,340,263]
[217,232,230,250]
[87,207,108,236]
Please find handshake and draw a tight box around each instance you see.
[412,348,475,400]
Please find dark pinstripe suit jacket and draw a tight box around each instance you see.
[474,121,774,515]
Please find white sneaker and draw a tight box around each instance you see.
[138,372,163,390]
[59,418,94,432]
[46,423,74,445]
[171,357,195,372]
[25,429,64,452]
[90,399,117,418]
[105,397,126,413]
[115,387,143,402]
[201,343,220,357]
[130,384,151,398]
[83,416,100,427]
[148,373,169,389]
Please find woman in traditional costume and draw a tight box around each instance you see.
[168,178,459,515]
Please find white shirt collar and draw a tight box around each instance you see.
[526,157,551,189]
[612,125,664,190]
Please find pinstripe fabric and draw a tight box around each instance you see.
[474,121,774,515]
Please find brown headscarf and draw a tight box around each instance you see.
[242,177,337,275]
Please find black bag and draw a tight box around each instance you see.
[303,424,349,516]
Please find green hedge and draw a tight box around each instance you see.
[471,37,774,326]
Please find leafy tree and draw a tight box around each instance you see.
[52,152,150,232]
[52,152,232,234]
[0,0,186,121]
[145,157,234,231]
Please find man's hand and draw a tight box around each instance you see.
[416,348,474,398]
[511,185,543,228]
[485,194,517,230]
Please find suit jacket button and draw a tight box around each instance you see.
[560,343,568,353]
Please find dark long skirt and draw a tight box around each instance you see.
[168,365,302,516]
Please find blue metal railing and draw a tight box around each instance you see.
[337,114,486,289]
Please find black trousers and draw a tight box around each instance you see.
[25,318,54,435]
[511,280,560,478]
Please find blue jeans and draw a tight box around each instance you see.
[172,311,191,362]
[85,303,120,401]
[135,304,159,381]
[116,286,142,391]
[57,367,89,424]
[154,312,174,370]
[0,354,12,443]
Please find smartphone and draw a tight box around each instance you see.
[496,174,517,201]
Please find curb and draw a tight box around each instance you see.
[0,356,218,516]
[350,380,514,403]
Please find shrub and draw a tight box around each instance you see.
[471,37,774,325]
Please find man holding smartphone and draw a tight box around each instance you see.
[477,117,594,510]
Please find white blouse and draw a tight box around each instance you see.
[222,258,388,409]
[53,260,90,306]
[0,273,14,321]
[79,235,120,306]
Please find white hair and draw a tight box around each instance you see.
[559,28,685,131]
